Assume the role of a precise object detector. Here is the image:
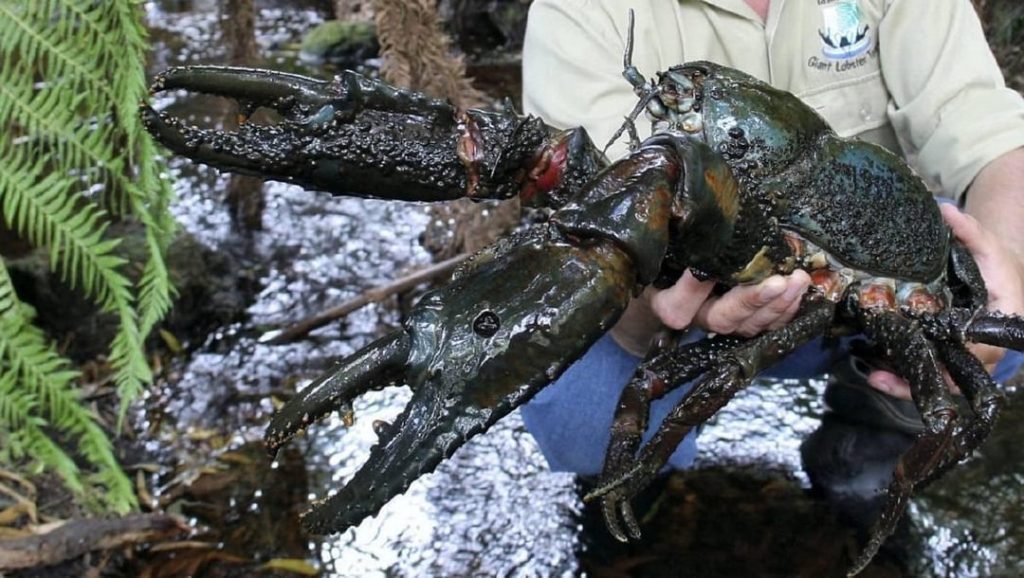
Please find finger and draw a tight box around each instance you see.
[866,370,913,401]
[945,204,1024,313]
[766,284,807,332]
[940,204,990,260]
[695,272,809,336]
[966,341,1004,373]
[868,368,963,400]
[693,278,781,334]
[940,204,1003,283]
[648,271,715,330]
[735,271,812,336]
[940,204,1023,367]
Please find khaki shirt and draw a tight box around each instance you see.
[522,0,1024,199]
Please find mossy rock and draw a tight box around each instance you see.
[6,225,252,360]
[299,20,379,66]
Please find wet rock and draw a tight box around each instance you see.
[298,19,378,66]
[5,225,252,361]
[162,231,254,341]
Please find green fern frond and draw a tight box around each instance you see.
[138,229,175,335]
[1,149,123,302]
[0,146,152,413]
[0,371,40,434]
[0,0,176,510]
[0,262,132,509]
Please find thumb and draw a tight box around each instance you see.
[649,271,716,330]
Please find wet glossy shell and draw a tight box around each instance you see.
[774,136,947,281]
[683,62,948,282]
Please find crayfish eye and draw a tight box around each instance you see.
[646,97,668,119]
[665,70,694,94]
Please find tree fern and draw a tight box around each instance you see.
[0,1,175,511]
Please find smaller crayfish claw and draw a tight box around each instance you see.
[141,65,357,193]
[142,64,565,203]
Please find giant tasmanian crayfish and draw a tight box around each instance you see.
[141,23,1024,574]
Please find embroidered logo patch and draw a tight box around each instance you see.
[818,0,873,60]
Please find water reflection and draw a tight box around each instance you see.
[140,2,1024,576]
[142,2,580,576]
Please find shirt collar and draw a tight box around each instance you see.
[693,0,764,22]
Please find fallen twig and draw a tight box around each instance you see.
[260,253,470,345]
[0,513,188,571]
[0,477,36,527]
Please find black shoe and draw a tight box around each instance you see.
[801,412,915,532]
[801,355,922,533]
[823,354,925,435]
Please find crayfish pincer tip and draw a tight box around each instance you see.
[138,105,160,132]
[148,73,169,95]
[263,429,291,457]
[264,442,280,459]
[845,553,873,577]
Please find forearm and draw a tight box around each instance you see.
[963,146,1024,264]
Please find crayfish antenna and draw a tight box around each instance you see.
[603,9,661,154]
[621,9,646,92]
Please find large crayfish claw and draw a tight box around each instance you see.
[141,66,585,205]
[265,226,636,533]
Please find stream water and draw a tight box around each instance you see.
[135,2,1024,576]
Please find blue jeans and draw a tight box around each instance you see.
[521,332,1024,476]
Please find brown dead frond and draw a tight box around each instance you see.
[372,0,519,259]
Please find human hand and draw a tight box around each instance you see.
[867,204,1024,400]
[650,269,812,337]
[608,269,812,356]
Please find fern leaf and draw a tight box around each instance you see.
[0,0,176,508]
[0,262,133,509]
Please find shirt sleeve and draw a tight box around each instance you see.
[522,0,649,161]
[880,0,1024,199]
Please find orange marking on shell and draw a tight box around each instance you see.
[783,232,804,257]
[521,138,569,204]
[810,269,844,301]
[456,112,483,196]
[534,143,567,190]
[904,288,943,315]
[704,166,739,221]
[859,284,897,310]
[648,376,668,399]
